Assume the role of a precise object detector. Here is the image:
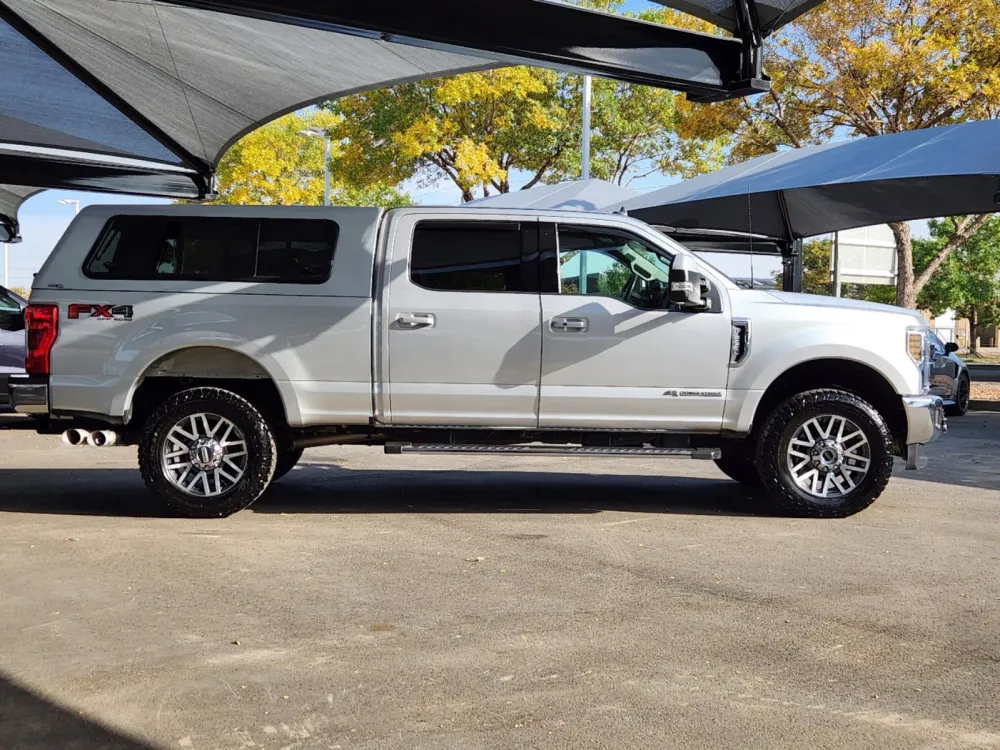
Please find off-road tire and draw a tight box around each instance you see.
[138,387,276,518]
[272,447,305,481]
[756,389,894,518]
[946,374,970,417]
[714,446,763,486]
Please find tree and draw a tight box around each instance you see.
[917,216,1000,351]
[588,76,726,185]
[326,2,729,200]
[214,111,410,207]
[797,238,834,295]
[327,68,576,203]
[708,0,1000,308]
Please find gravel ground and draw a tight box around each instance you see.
[972,381,1000,401]
[1,414,999,749]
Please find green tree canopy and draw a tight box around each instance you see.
[917,216,1000,346]
[213,111,410,208]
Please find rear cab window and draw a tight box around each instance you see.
[83,216,339,284]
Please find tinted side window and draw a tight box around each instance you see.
[85,216,170,279]
[411,222,523,292]
[84,216,337,284]
[156,218,257,280]
[256,219,337,283]
[0,291,21,311]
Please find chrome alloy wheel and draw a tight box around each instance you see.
[786,414,871,499]
[161,413,248,498]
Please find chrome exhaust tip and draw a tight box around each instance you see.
[61,428,89,446]
[86,430,118,447]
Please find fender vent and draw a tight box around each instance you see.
[730,319,751,365]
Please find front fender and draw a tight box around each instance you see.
[725,325,920,434]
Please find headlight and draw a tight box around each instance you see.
[906,327,931,393]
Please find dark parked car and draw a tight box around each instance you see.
[0,285,26,408]
[929,331,970,417]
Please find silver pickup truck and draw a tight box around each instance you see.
[9,205,945,518]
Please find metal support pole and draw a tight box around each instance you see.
[581,75,592,180]
[832,231,841,297]
[323,137,331,207]
[780,239,803,293]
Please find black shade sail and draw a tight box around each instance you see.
[616,120,1000,239]
[652,0,824,37]
[0,0,822,237]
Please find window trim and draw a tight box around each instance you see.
[407,219,539,295]
[82,215,339,285]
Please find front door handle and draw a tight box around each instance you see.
[551,316,588,333]
[396,312,436,330]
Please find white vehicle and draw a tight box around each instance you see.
[9,205,945,518]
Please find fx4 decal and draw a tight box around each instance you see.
[68,303,134,321]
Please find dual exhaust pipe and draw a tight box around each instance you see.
[61,429,119,448]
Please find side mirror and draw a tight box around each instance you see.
[944,341,959,355]
[669,254,705,309]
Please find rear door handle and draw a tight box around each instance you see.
[551,316,588,333]
[396,312,436,330]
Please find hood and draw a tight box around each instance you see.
[764,291,927,324]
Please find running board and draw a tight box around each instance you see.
[385,443,720,459]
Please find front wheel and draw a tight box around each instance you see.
[756,389,894,518]
[138,387,277,518]
[946,374,970,417]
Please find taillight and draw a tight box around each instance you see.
[24,304,59,375]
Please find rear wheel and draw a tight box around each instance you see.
[756,389,894,518]
[946,373,970,417]
[138,387,276,518]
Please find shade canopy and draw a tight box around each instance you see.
[465,179,638,212]
[0,0,828,238]
[616,120,1000,239]
[0,0,494,202]
[651,0,824,37]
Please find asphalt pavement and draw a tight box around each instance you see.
[1,414,999,749]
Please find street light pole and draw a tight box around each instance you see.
[298,128,331,206]
[57,199,80,216]
[323,135,331,207]
[581,74,592,180]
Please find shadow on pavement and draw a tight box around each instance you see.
[0,465,774,518]
[2,413,997,517]
[0,672,152,749]
[257,465,773,517]
[900,411,1000,492]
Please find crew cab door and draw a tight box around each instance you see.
[380,215,542,426]
[538,221,732,431]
